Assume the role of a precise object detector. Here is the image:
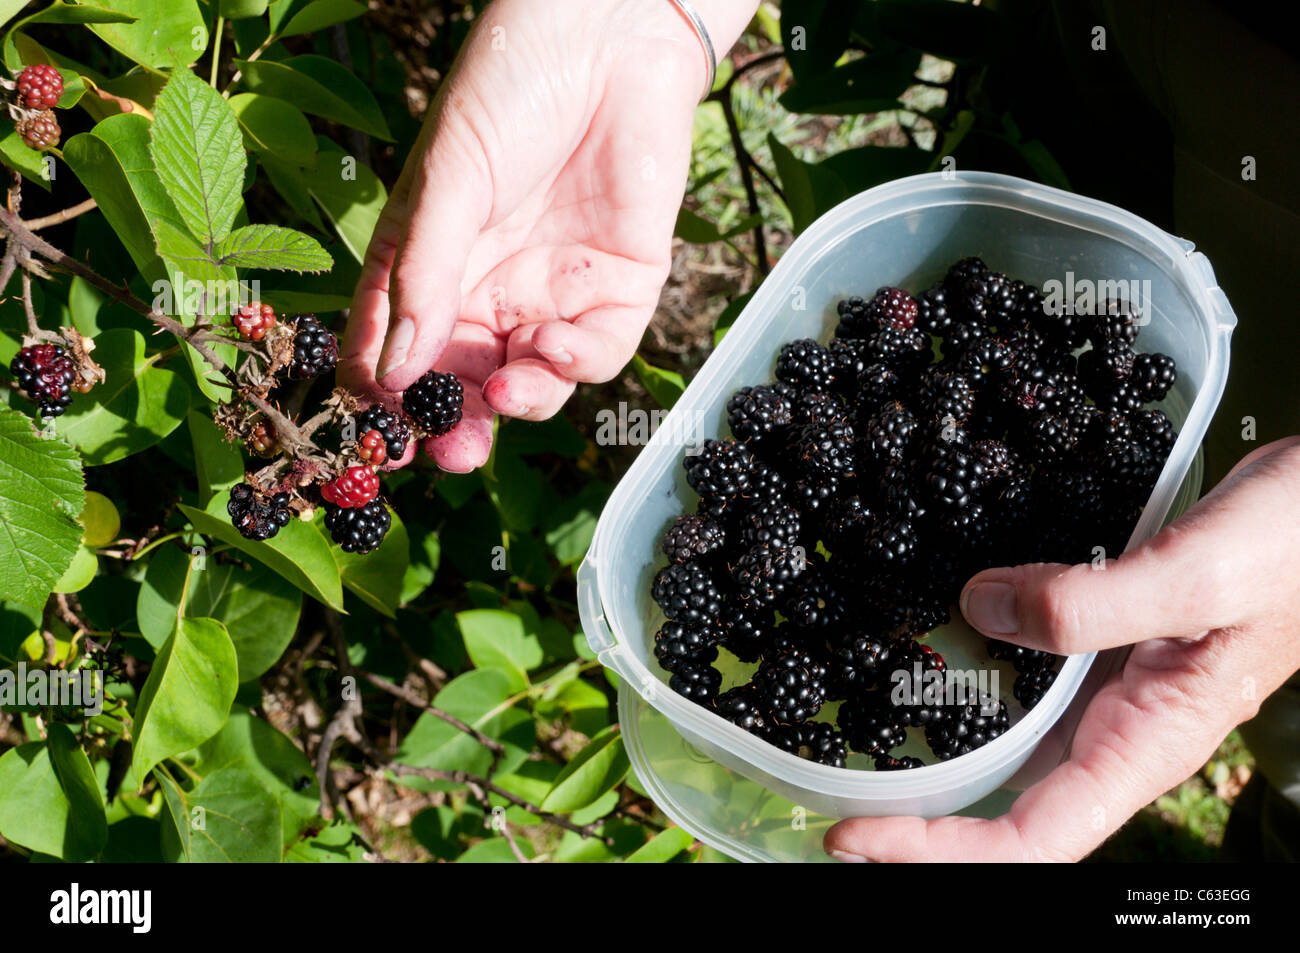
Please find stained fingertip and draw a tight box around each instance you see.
[424,388,494,472]
[483,360,575,421]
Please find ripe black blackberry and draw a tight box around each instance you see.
[821,494,874,550]
[1037,467,1104,525]
[879,461,928,522]
[915,282,953,335]
[323,499,392,554]
[834,296,876,339]
[925,695,1010,761]
[933,501,990,553]
[828,338,870,398]
[838,692,909,758]
[919,370,976,425]
[661,514,727,564]
[1130,352,1177,402]
[403,370,464,435]
[752,647,828,724]
[767,720,847,768]
[653,619,721,672]
[788,472,840,516]
[1131,408,1177,457]
[861,400,917,468]
[921,444,985,509]
[973,439,1019,485]
[682,439,754,506]
[782,568,849,633]
[740,462,788,509]
[651,561,723,625]
[737,501,802,549]
[794,413,857,477]
[726,384,793,447]
[944,256,990,291]
[877,639,948,729]
[857,362,901,407]
[781,384,843,427]
[865,325,930,369]
[825,633,894,699]
[733,541,808,607]
[712,686,768,734]
[1014,665,1058,710]
[354,405,411,462]
[227,483,292,541]
[9,343,76,416]
[864,516,918,568]
[1078,406,1134,456]
[775,338,836,390]
[288,314,338,379]
[1097,438,1162,501]
[669,660,721,702]
[719,607,772,663]
[1025,411,1081,464]
[1078,342,1135,395]
[1089,301,1141,347]
[986,638,1054,673]
[875,754,925,771]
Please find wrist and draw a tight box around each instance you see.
[611,0,760,97]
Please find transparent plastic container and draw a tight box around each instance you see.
[577,171,1237,858]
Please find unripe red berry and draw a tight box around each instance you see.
[16,64,63,110]
[320,465,380,508]
[233,302,276,341]
[356,429,387,466]
[17,110,59,151]
[248,420,279,458]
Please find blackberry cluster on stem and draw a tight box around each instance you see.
[648,256,1181,770]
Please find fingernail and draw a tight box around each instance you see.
[827,849,874,864]
[377,316,416,381]
[538,344,572,365]
[961,582,1019,635]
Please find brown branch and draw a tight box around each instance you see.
[24,198,98,231]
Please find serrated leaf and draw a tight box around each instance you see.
[53,327,191,464]
[214,224,332,272]
[229,93,316,165]
[0,407,84,610]
[159,767,281,862]
[233,55,392,140]
[132,617,239,781]
[151,66,247,247]
[539,726,629,813]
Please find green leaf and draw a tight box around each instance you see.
[819,145,932,195]
[261,155,326,230]
[0,599,41,666]
[188,408,243,506]
[137,545,302,681]
[457,610,542,691]
[778,49,918,115]
[0,729,107,862]
[151,66,247,247]
[632,354,685,409]
[411,804,482,860]
[5,0,136,29]
[220,0,269,19]
[625,825,694,863]
[332,505,409,617]
[0,407,84,610]
[192,708,318,846]
[454,836,534,863]
[80,491,121,547]
[540,726,630,814]
[768,133,848,235]
[214,224,332,272]
[179,499,345,610]
[280,0,366,36]
[284,819,369,862]
[234,55,392,140]
[713,291,754,345]
[229,93,316,165]
[53,545,98,593]
[0,128,52,191]
[85,0,207,68]
[302,138,387,263]
[159,767,281,862]
[53,328,190,464]
[674,208,763,244]
[543,482,608,566]
[132,617,239,780]
[781,0,860,80]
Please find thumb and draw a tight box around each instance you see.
[959,437,1300,652]
[376,103,492,392]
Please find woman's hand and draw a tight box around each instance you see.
[825,437,1300,862]
[340,0,723,472]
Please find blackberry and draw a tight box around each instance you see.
[875,754,925,771]
[782,385,843,427]
[403,370,464,435]
[733,541,807,607]
[794,414,857,477]
[775,339,836,391]
[320,465,380,508]
[1093,379,1146,413]
[718,608,772,663]
[939,320,985,361]
[651,561,723,624]
[712,686,768,734]
[825,633,894,699]
[16,64,64,109]
[915,283,953,336]
[952,335,1015,386]
[788,472,840,516]
[1131,409,1177,457]
[834,296,877,339]
[987,638,1053,674]
[865,286,918,330]
[973,439,1019,484]
[737,501,802,549]
[16,110,59,150]
[861,400,917,469]
[669,661,721,703]
[661,514,727,564]
[752,648,828,724]
[944,256,990,289]
[828,338,870,398]
[1014,665,1058,710]
[1089,301,1141,347]
[857,362,901,407]
[1130,352,1177,402]
[726,384,793,447]
[1097,438,1162,502]
[653,619,721,672]
[919,371,976,425]
[740,462,788,509]
[682,439,754,506]
[1036,371,1086,414]
[821,494,874,550]
[782,569,848,633]
[924,695,1010,761]
[1025,411,1081,464]
[933,501,990,552]
[1078,343,1135,395]
[232,302,276,341]
[9,343,76,416]
[323,499,392,554]
[864,516,917,568]
[1078,406,1134,455]
[838,692,908,758]
[921,445,985,509]
[879,461,928,521]
[227,483,292,541]
[355,405,412,462]
[767,720,847,768]
[865,325,930,369]
[288,314,338,379]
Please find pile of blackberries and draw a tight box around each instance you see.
[650,257,1179,770]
